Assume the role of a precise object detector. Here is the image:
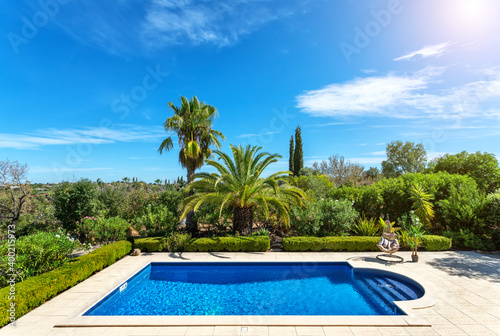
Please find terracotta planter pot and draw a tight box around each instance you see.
[412,255,419,262]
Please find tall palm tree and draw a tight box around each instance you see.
[180,145,306,236]
[158,95,225,234]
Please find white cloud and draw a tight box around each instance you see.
[30,167,113,174]
[348,157,385,165]
[52,0,304,55]
[296,67,500,120]
[296,73,428,118]
[394,42,453,61]
[237,131,279,138]
[0,125,165,150]
[361,69,377,74]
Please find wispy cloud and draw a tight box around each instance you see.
[394,42,453,61]
[52,0,304,55]
[296,66,500,120]
[0,125,165,150]
[30,166,113,174]
[304,122,357,127]
[361,69,377,74]
[237,131,279,138]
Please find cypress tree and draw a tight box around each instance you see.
[289,136,294,173]
[293,126,303,176]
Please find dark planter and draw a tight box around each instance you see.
[412,255,419,262]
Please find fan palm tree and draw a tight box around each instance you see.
[158,95,225,234]
[180,144,306,236]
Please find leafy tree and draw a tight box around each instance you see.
[289,135,294,173]
[52,179,99,232]
[364,167,381,181]
[158,95,225,234]
[0,160,31,228]
[428,151,500,193]
[180,145,306,236]
[381,141,427,177]
[312,155,365,186]
[293,126,303,176]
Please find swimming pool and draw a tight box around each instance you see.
[84,262,424,316]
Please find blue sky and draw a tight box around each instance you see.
[2,0,500,183]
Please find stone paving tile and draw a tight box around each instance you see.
[295,326,325,335]
[321,327,354,336]
[267,327,297,336]
[156,327,188,335]
[349,327,383,336]
[0,252,500,336]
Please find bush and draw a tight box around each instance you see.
[134,234,192,252]
[291,199,358,237]
[0,231,79,287]
[283,236,380,252]
[437,184,485,233]
[283,235,452,252]
[185,236,270,252]
[422,235,452,251]
[294,175,334,200]
[492,229,500,250]
[52,179,99,232]
[443,229,495,251]
[134,237,165,252]
[14,196,60,237]
[351,214,381,236]
[132,205,177,237]
[0,241,131,327]
[480,191,500,229]
[76,216,129,244]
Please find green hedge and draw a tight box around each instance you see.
[185,236,270,252]
[0,241,131,327]
[134,237,166,252]
[283,236,380,252]
[422,235,452,251]
[283,235,452,252]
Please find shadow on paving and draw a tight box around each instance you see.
[426,251,500,283]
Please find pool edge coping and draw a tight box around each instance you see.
[55,257,437,328]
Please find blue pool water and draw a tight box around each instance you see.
[84,262,424,316]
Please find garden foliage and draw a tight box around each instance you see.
[0,241,131,327]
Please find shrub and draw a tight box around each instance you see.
[0,241,131,327]
[492,229,500,250]
[437,184,485,233]
[14,196,60,237]
[291,199,358,237]
[422,235,452,251]
[283,236,379,252]
[294,175,334,200]
[443,229,495,251]
[134,237,165,252]
[480,191,500,229]
[76,216,130,244]
[52,179,99,232]
[351,214,380,236]
[185,236,270,252]
[134,234,192,252]
[132,205,177,237]
[0,231,79,287]
[192,202,232,235]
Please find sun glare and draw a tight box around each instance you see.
[452,0,494,27]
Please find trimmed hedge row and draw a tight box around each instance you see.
[134,237,165,252]
[134,236,270,252]
[283,235,452,252]
[422,235,452,251]
[283,236,380,252]
[0,240,131,327]
[185,236,270,252]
